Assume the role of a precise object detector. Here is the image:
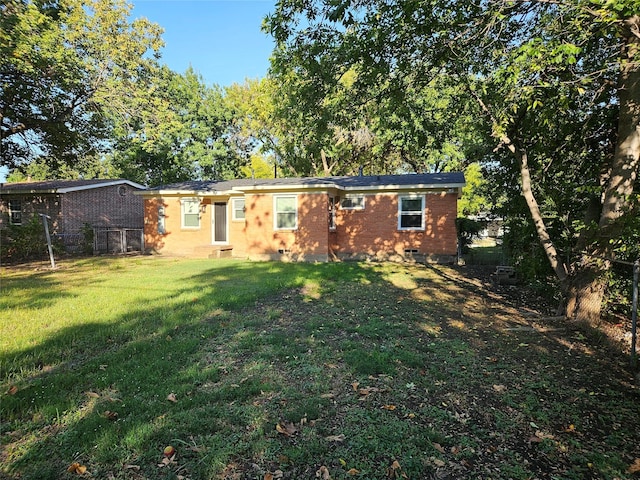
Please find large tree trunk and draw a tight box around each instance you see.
[566,15,640,326]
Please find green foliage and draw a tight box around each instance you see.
[1,0,163,172]
[0,215,59,262]
[80,223,94,256]
[264,0,640,322]
[110,67,241,185]
[455,217,485,254]
[458,163,489,216]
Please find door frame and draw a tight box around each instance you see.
[211,201,229,245]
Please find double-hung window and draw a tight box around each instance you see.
[232,198,245,221]
[398,195,425,230]
[274,195,297,230]
[8,200,22,225]
[181,198,200,228]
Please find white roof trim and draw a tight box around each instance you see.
[56,180,145,193]
[341,183,465,192]
[139,189,237,196]
[141,182,464,196]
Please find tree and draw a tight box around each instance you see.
[265,0,640,325]
[0,0,163,172]
[111,67,240,185]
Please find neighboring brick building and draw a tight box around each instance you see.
[140,173,465,262]
[0,179,146,252]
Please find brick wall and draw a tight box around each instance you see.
[0,195,62,230]
[143,190,458,260]
[332,192,458,257]
[144,196,213,256]
[243,192,330,260]
[62,184,144,233]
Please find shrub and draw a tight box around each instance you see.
[0,215,62,263]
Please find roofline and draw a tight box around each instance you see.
[57,180,146,193]
[140,181,465,196]
[340,182,465,192]
[1,179,146,194]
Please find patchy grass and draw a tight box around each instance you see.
[1,257,639,479]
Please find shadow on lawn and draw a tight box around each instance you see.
[0,260,376,479]
[2,260,640,479]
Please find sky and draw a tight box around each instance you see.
[131,0,277,87]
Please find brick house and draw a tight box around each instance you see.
[0,179,146,252]
[140,173,465,262]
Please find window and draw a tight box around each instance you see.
[340,195,365,210]
[328,196,336,230]
[158,205,166,235]
[398,195,425,230]
[232,198,245,221]
[181,198,200,228]
[8,200,22,225]
[274,195,297,230]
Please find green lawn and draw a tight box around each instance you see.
[1,257,639,479]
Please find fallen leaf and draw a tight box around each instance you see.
[85,391,100,398]
[433,458,445,467]
[123,465,140,471]
[628,459,640,474]
[67,462,88,475]
[320,393,335,399]
[492,384,507,393]
[351,381,360,391]
[316,465,331,479]
[432,443,445,453]
[535,430,554,440]
[273,470,284,479]
[167,393,178,403]
[264,473,274,480]
[382,405,396,411]
[103,410,118,421]
[7,385,18,395]
[325,434,346,442]
[276,421,298,436]
[564,424,576,433]
[347,468,360,475]
[358,387,379,396]
[387,460,407,479]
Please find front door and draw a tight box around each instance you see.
[213,202,227,243]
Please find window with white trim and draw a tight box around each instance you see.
[232,198,246,221]
[8,199,22,225]
[181,198,200,228]
[340,194,365,210]
[398,195,425,230]
[274,195,297,230]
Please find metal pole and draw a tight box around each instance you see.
[39,214,56,269]
[631,259,639,369]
